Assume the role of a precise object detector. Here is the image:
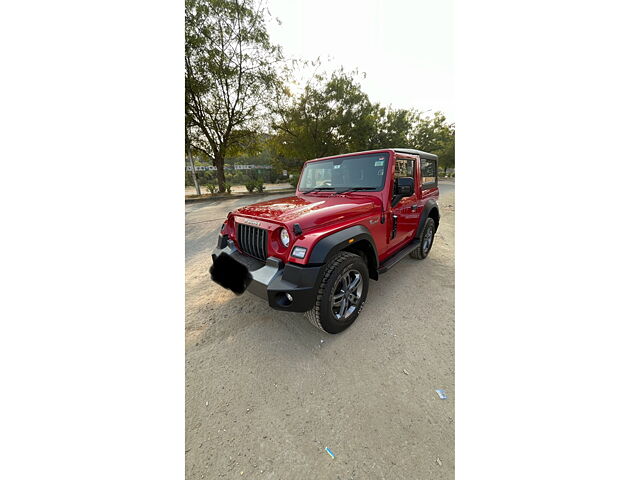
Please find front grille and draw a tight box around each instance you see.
[236,223,268,261]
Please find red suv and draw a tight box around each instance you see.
[209,148,440,333]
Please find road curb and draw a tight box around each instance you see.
[185,189,295,204]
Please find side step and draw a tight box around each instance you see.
[378,239,420,274]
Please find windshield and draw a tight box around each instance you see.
[299,153,389,192]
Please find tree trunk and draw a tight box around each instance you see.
[215,154,226,191]
[186,139,201,196]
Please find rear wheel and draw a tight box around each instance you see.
[305,251,369,334]
[411,217,435,259]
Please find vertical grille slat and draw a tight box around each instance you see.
[253,229,261,257]
[236,222,268,261]
[261,230,267,258]
[251,227,257,257]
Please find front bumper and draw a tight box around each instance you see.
[209,235,322,312]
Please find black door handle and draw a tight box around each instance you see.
[411,204,418,212]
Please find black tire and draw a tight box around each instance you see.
[305,251,369,334]
[411,217,436,259]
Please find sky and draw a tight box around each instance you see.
[266,0,454,120]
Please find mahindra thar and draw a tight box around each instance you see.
[209,148,440,333]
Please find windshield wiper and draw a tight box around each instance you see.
[331,187,377,195]
[301,187,336,194]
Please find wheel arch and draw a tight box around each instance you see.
[343,239,379,281]
[307,225,380,281]
[417,199,440,238]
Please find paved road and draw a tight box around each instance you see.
[185,182,455,479]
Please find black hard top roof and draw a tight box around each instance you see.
[392,148,438,160]
[309,148,438,163]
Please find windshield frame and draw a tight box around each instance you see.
[298,152,390,194]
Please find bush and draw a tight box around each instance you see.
[223,182,232,194]
[245,180,256,193]
[255,178,265,193]
[289,174,299,189]
[205,183,217,195]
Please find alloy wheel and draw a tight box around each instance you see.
[331,269,363,320]
[422,226,433,254]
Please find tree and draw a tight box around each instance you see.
[270,69,377,172]
[185,123,201,195]
[437,126,455,173]
[412,111,455,173]
[185,0,282,189]
[368,106,420,149]
[270,68,455,174]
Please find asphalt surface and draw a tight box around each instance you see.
[185,181,455,479]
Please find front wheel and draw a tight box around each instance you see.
[411,217,435,259]
[305,251,369,334]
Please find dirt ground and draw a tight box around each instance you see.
[185,183,455,479]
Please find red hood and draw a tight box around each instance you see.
[232,194,381,232]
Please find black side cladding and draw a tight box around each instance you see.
[415,198,440,238]
[306,225,379,277]
[209,252,251,294]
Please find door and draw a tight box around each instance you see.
[388,156,420,252]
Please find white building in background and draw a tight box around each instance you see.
[185,164,272,171]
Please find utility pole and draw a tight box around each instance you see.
[185,127,201,196]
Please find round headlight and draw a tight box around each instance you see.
[280,228,290,247]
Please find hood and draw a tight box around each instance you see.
[232,194,381,232]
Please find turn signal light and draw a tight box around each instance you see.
[291,246,307,259]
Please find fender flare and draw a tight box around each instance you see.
[416,199,440,238]
[307,225,379,271]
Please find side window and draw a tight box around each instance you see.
[394,158,415,179]
[420,158,437,188]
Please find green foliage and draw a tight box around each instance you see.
[412,112,455,172]
[369,107,420,148]
[245,180,256,193]
[205,183,217,195]
[244,178,265,193]
[271,69,376,171]
[289,174,299,189]
[223,182,232,194]
[185,0,283,188]
[270,67,454,173]
[184,1,454,181]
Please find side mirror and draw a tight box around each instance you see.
[395,177,414,197]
